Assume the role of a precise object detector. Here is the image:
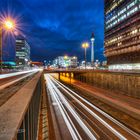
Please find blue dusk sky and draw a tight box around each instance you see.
[0,0,105,62]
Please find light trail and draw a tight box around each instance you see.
[45,74,97,140]
[46,76,82,140]
[48,74,140,140]
[0,71,37,90]
[49,77,97,140]
[0,69,42,79]
[50,75,140,139]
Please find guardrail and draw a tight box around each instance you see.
[0,72,42,140]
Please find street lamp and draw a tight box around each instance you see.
[64,55,68,69]
[0,18,15,71]
[64,55,68,60]
[82,42,89,69]
[4,20,15,30]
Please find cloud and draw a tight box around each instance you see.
[1,0,105,62]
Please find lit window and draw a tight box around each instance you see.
[131,29,138,34]
[127,7,138,16]
[127,1,135,9]
[118,42,122,46]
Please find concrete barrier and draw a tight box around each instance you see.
[0,72,42,140]
[58,71,140,99]
[73,71,140,98]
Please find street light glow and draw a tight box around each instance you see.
[82,42,89,48]
[4,20,14,30]
[64,55,68,59]
[85,43,89,48]
[0,14,21,36]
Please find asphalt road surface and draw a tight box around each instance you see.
[45,74,140,140]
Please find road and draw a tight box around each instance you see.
[45,74,140,140]
[0,69,40,89]
[0,69,40,106]
[0,69,41,79]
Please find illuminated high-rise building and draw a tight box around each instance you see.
[53,56,77,68]
[105,0,140,69]
[15,38,30,67]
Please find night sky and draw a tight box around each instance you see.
[0,0,105,62]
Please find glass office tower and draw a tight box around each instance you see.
[105,0,140,69]
[16,38,30,68]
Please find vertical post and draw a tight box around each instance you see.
[27,110,30,140]
[58,73,60,81]
[85,48,87,69]
[0,28,2,71]
[70,73,71,84]
[23,120,26,140]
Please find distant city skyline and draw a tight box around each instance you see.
[0,0,104,62]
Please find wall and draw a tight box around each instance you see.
[72,71,140,98]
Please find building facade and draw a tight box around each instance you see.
[15,38,30,67]
[53,56,78,68]
[105,0,140,69]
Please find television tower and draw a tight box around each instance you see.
[91,32,95,65]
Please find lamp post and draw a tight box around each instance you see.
[64,55,68,69]
[82,42,89,69]
[0,29,2,71]
[0,19,15,71]
[64,55,68,60]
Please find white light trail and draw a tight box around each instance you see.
[50,75,140,139]
[0,69,41,79]
[0,71,37,90]
[48,75,129,140]
[46,76,82,140]
[45,74,97,140]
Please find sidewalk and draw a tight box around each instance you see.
[63,77,140,121]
